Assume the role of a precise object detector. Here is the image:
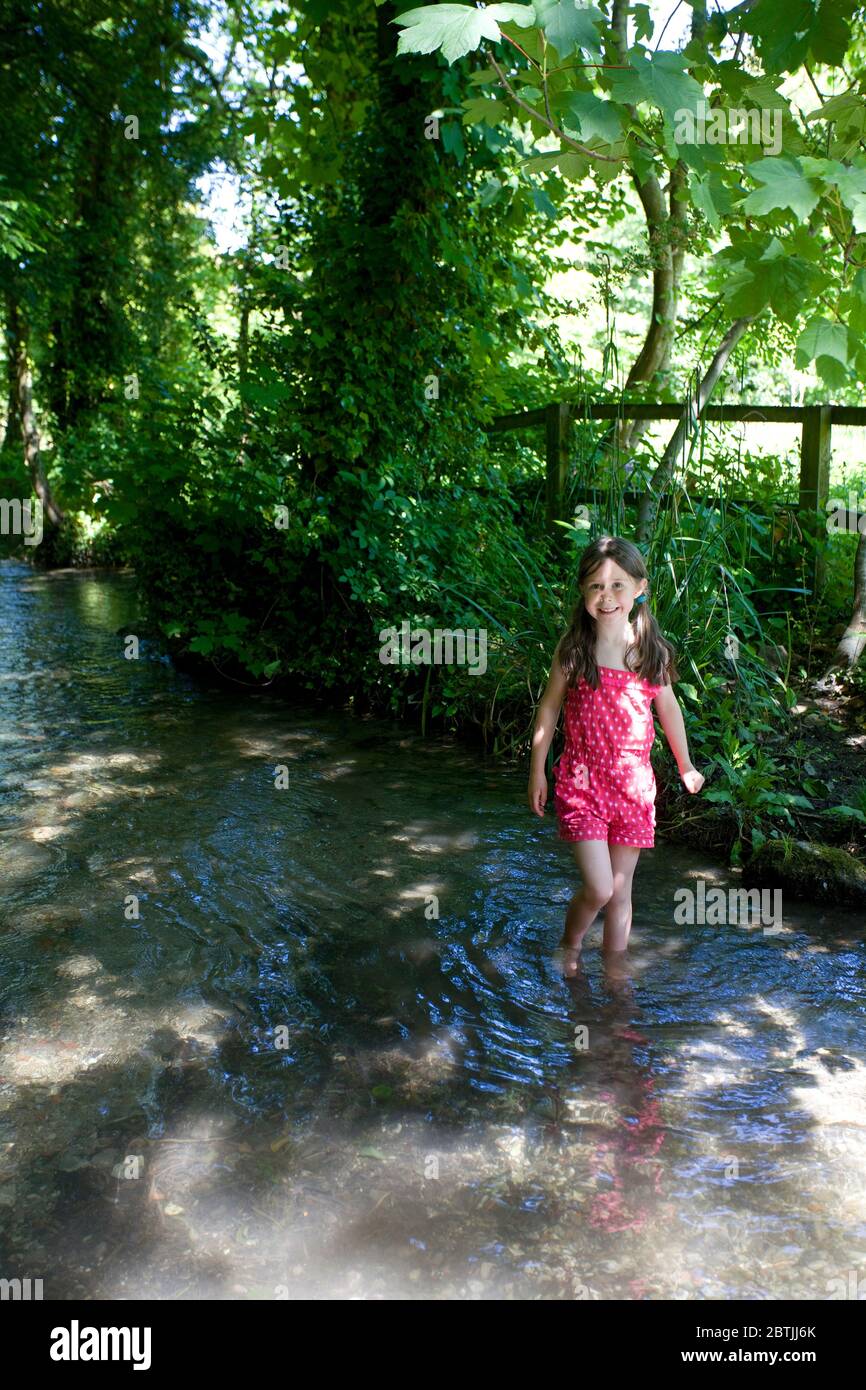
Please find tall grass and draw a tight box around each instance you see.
[428,420,823,861]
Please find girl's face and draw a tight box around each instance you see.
[582,558,647,625]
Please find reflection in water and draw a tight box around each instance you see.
[0,562,865,1299]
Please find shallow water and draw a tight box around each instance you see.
[0,561,865,1300]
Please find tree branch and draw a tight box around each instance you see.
[635,315,756,542]
[487,53,624,163]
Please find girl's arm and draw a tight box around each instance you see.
[528,641,569,816]
[653,682,705,793]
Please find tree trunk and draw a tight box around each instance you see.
[52,105,128,429]
[606,1,688,454]
[615,164,688,453]
[624,176,685,387]
[818,526,866,679]
[1,307,20,451]
[7,295,64,527]
[635,315,754,543]
[298,0,443,488]
[236,284,250,462]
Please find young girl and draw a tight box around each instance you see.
[528,535,705,976]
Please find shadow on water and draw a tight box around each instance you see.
[0,561,865,1300]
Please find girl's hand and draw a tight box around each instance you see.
[681,765,705,794]
[528,770,548,816]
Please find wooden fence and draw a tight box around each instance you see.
[488,401,866,588]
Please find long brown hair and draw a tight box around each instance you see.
[558,535,679,689]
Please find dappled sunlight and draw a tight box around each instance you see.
[48,752,160,776]
[65,781,161,808]
[0,959,229,1088]
[396,880,446,903]
[27,824,69,842]
[791,1053,866,1136]
[390,825,479,853]
[751,994,806,1039]
[0,669,79,683]
[318,759,360,781]
[227,735,303,760]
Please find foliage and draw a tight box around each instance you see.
[392,0,866,390]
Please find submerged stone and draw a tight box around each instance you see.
[743,837,866,910]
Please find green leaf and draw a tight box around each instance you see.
[393,3,535,64]
[795,316,848,368]
[521,152,562,173]
[394,4,503,64]
[461,95,509,126]
[742,157,821,221]
[239,382,292,406]
[467,65,501,86]
[824,804,866,822]
[722,264,772,317]
[689,171,720,229]
[478,175,503,205]
[531,185,558,219]
[802,778,831,797]
[732,0,849,72]
[805,90,863,125]
[486,3,537,25]
[632,3,653,41]
[556,150,590,180]
[606,48,704,127]
[809,4,854,66]
[843,269,866,334]
[806,90,866,157]
[534,1,604,59]
[730,75,791,117]
[755,238,814,324]
[440,120,466,162]
[560,90,623,145]
[823,164,866,233]
[815,354,849,389]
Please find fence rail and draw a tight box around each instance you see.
[487,401,866,589]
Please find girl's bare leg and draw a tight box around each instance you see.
[602,845,642,954]
[558,840,614,976]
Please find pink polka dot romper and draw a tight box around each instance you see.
[553,662,663,849]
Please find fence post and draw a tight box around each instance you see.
[545,402,570,535]
[799,405,831,594]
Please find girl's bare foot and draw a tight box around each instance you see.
[556,937,583,978]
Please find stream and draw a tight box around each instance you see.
[1,561,865,1300]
